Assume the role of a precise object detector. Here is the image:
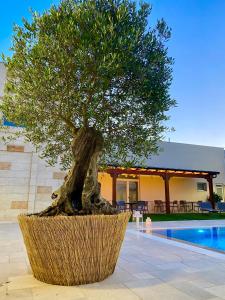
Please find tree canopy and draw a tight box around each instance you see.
[1,0,175,169]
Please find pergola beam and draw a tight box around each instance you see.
[106,167,218,179]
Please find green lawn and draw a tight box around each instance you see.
[138,213,225,222]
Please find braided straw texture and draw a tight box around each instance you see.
[18,212,130,286]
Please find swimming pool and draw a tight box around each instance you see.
[149,227,225,253]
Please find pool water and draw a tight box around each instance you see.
[150,227,225,252]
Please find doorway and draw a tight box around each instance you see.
[116,179,139,203]
[216,184,224,201]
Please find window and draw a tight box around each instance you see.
[197,182,207,191]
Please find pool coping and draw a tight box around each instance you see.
[127,226,225,261]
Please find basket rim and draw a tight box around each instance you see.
[18,211,131,220]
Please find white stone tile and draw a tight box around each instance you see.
[80,282,140,300]
[9,256,26,264]
[32,285,85,300]
[206,285,225,299]
[2,288,33,300]
[3,221,225,299]
[7,275,44,291]
[156,262,187,270]
[0,256,9,263]
[126,281,194,300]
[112,269,137,283]
[7,262,28,277]
[169,280,214,299]
[188,278,216,289]
[0,285,7,297]
[133,272,155,279]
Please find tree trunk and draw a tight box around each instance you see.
[37,127,117,217]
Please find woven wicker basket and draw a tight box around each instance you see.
[18,212,130,286]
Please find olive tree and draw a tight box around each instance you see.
[1,0,175,216]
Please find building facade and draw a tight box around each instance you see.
[100,142,225,212]
[0,62,225,219]
[0,138,223,220]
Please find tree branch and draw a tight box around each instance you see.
[58,113,79,135]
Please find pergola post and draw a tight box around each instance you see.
[162,173,171,214]
[110,173,118,207]
[207,175,215,209]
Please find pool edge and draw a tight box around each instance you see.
[127,228,225,261]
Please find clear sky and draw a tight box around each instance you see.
[1,0,225,147]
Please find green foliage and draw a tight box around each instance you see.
[208,192,223,203]
[1,0,175,168]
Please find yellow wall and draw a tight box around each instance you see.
[170,177,208,202]
[139,175,208,202]
[98,172,209,204]
[98,172,112,203]
[139,175,164,201]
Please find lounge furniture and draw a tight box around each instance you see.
[170,200,179,212]
[199,201,218,213]
[217,202,225,212]
[154,200,165,213]
[193,200,202,212]
[134,201,149,214]
[116,200,127,211]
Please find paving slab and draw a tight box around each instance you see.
[1,220,225,299]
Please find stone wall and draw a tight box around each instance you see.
[0,141,65,220]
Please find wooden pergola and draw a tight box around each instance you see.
[106,166,220,213]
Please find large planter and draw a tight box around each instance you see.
[18,212,130,286]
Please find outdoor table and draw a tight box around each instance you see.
[187,201,198,212]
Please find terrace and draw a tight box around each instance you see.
[2,220,225,299]
[107,166,220,213]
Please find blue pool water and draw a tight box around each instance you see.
[150,227,225,252]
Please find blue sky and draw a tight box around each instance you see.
[1,0,225,147]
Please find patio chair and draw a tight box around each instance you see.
[170,200,179,212]
[199,201,218,213]
[135,201,149,214]
[116,200,127,212]
[217,202,225,212]
[154,200,165,213]
[179,200,188,212]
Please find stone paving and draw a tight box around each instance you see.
[2,220,225,299]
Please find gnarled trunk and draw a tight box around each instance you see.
[37,127,117,216]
